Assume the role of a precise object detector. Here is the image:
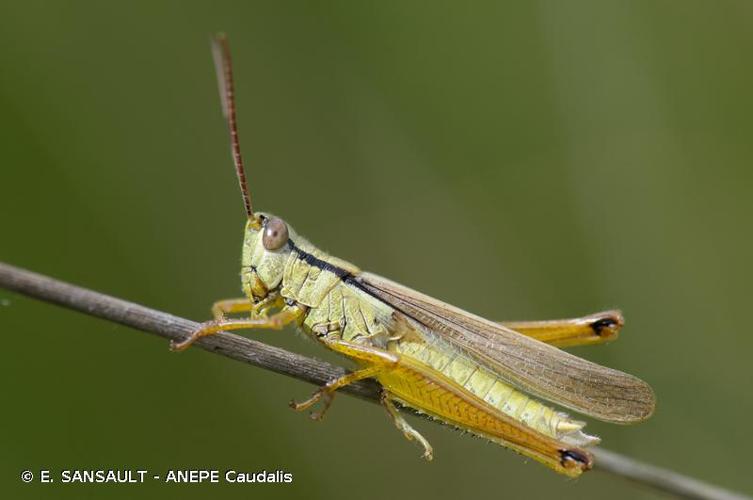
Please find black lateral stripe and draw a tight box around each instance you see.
[288,239,351,279]
[344,274,369,292]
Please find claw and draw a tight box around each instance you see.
[169,321,218,352]
[309,393,333,420]
[169,337,193,352]
[309,410,324,421]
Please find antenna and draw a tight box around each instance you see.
[211,33,257,224]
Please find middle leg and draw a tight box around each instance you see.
[381,391,433,460]
[290,365,382,420]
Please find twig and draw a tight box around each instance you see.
[0,262,748,500]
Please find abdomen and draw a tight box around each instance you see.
[389,332,597,447]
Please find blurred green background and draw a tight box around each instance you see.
[2,1,752,499]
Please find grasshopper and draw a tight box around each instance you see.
[172,34,655,477]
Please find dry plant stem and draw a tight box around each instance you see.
[0,262,748,500]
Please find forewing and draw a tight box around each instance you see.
[356,272,655,423]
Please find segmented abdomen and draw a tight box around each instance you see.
[392,333,597,446]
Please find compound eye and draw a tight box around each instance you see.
[262,217,289,251]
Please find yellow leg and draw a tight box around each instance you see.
[170,304,306,352]
[210,294,283,320]
[288,337,401,421]
[302,337,434,456]
[211,298,253,319]
[290,365,382,420]
[381,392,433,460]
[499,310,623,348]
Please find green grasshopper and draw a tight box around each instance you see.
[172,34,655,477]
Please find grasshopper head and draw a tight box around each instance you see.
[241,213,293,302]
[210,36,293,302]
